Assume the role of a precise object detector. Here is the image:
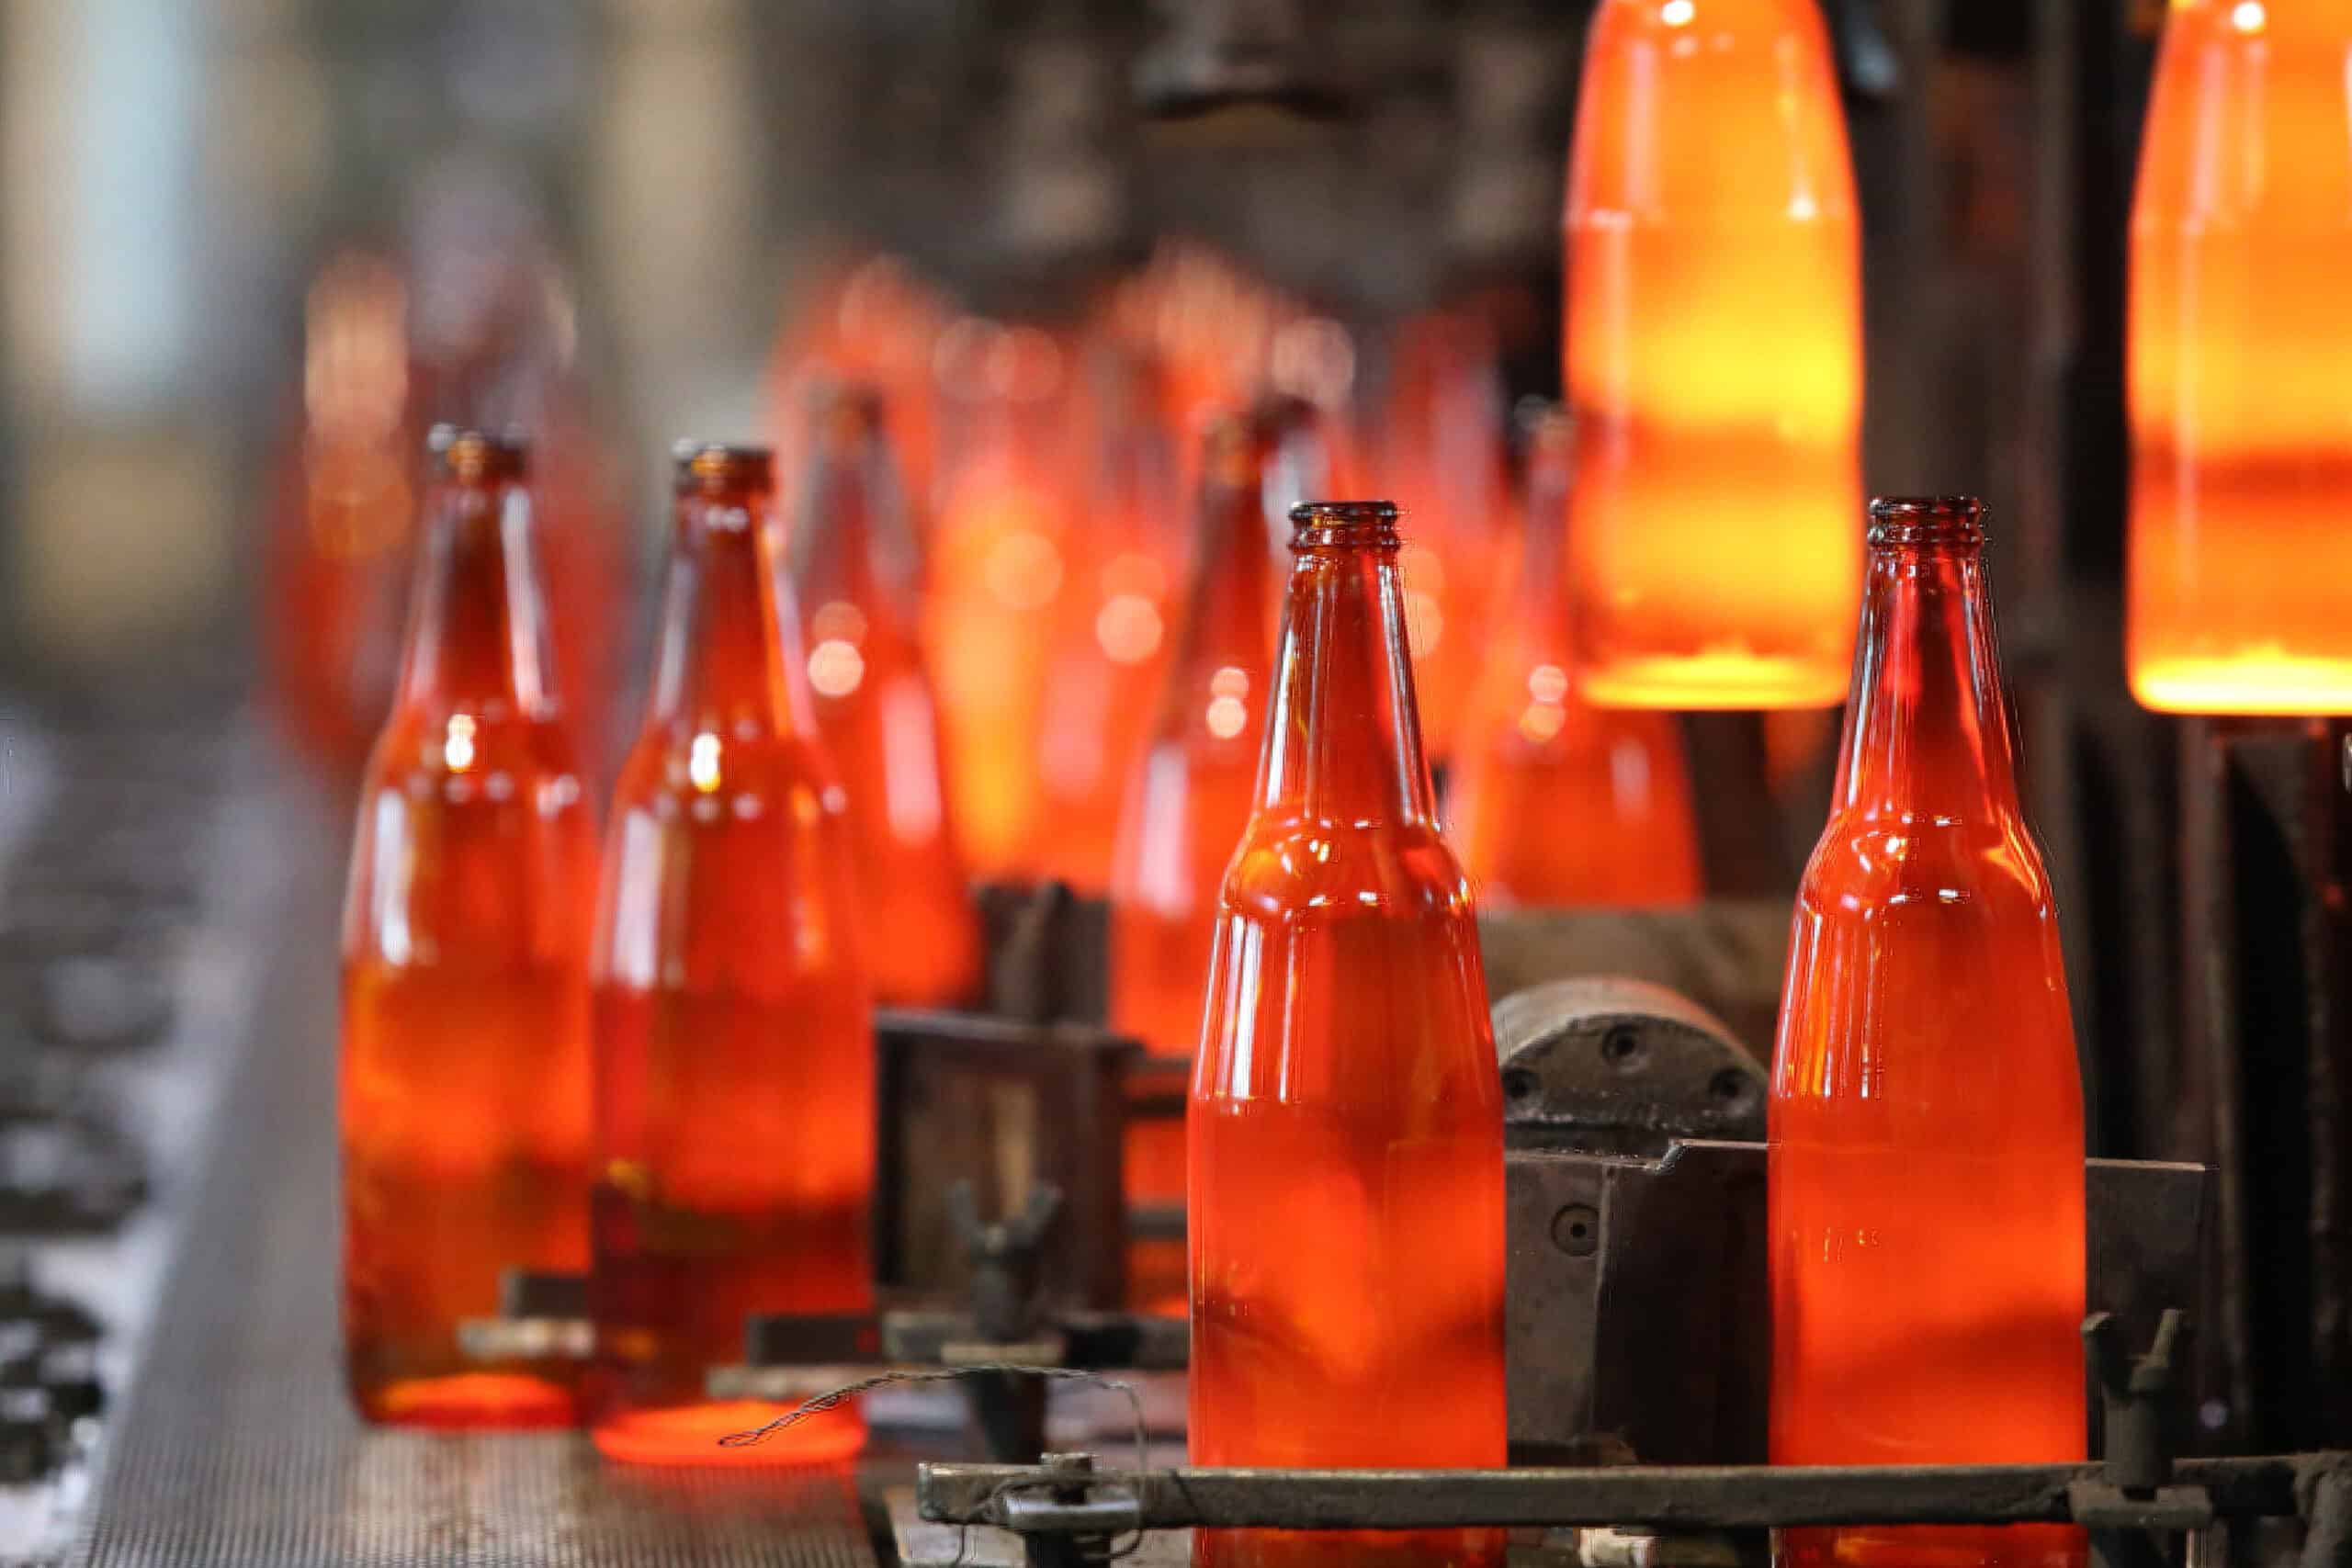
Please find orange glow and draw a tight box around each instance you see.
[2128,0,2352,713]
[1770,499,2085,1568]
[589,447,874,1465]
[923,320,1082,879]
[1563,0,1861,709]
[1108,419,1275,1310]
[1191,502,1506,1568]
[786,387,983,1009]
[1449,412,1702,908]
[769,254,948,528]
[340,431,594,1428]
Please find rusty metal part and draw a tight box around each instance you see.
[1495,977,1765,1156]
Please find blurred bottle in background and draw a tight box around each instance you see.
[1108,412,1275,1310]
[1449,408,1701,908]
[340,429,595,1428]
[786,383,982,1010]
[589,445,873,1465]
[1190,502,1506,1568]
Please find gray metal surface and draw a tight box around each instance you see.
[55,807,879,1568]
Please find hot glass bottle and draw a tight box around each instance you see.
[339,428,595,1427]
[589,445,875,1465]
[2127,0,2352,714]
[1191,502,1507,1568]
[1563,0,1862,708]
[786,386,984,1009]
[1107,416,1275,1310]
[1450,411,1702,908]
[1770,498,2085,1568]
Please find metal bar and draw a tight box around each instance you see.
[919,1456,2341,1534]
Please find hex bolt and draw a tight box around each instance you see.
[1708,1068,1750,1103]
[1553,1203,1600,1258]
[1600,1026,1644,1069]
[1501,1068,1537,1102]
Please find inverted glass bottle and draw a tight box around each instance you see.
[1450,409,1702,908]
[588,444,875,1465]
[1190,502,1507,1568]
[1770,498,2085,1568]
[2127,0,2352,714]
[786,385,983,1009]
[1563,0,1862,708]
[1108,414,1276,1311]
[339,427,595,1428]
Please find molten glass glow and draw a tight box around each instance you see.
[589,447,874,1465]
[786,388,983,1008]
[1563,0,1862,709]
[1191,502,1506,1568]
[340,432,594,1428]
[1771,499,2085,1568]
[2127,0,2352,714]
[1108,420,1274,1310]
[1450,413,1702,908]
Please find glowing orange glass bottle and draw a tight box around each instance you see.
[1771,498,2085,1568]
[339,428,595,1428]
[588,445,875,1465]
[1563,0,1861,708]
[1450,410,1702,908]
[1108,415,1274,1310]
[786,386,983,1009]
[1191,502,1507,1568]
[2128,0,2352,714]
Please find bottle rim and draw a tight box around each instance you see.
[427,425,529,483]
[1290,499,1401,549]
[1868,494,1985,547]
[672,440,776,495]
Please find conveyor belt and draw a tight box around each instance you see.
[61,797,880,1568]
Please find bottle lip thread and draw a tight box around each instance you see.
[428,425,529,483]
[1869,494,1986,547]
[1290,500,1401,549]
[673,441,776,495]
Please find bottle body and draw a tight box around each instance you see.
[1770,499,2084,1568]
[1563,0,1861,708]
[2127,0,2352,713]
[1190,503,1506,1568]
[339,433,594,1427]
[589,449,875,1464]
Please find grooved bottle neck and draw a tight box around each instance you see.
[392,479,559,716]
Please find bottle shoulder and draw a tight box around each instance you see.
[1797,807,2057,914]
[1221,813,1474,918]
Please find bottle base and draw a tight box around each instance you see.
[1579,651,1849,712]
[355,1371,580,1429]
[1777,1524,2085,1568]
[591,1400,866,1466]
[2130,653,2352,716]
[1194,1526,1505,1568]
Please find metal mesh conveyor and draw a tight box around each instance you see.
[54,806,879,1568]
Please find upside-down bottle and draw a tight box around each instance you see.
[2127,0,2352,714]
[1771,497,2085,1568]
[1563,0,1862,708]
[1449,409,1702,908]
[1191,502,1507,1568]
[1108,414,1275,1310]
[588,445,875,1465]
[339,428,595,1427]
[786,385,983,1009]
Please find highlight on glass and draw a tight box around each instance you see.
[339,427,596,1429]
[2127,0,2352,715]
[1190,501,1508,1568]
[1770,497,2086,1568]
[587,442,875,1465]
[1562,0,1862,709]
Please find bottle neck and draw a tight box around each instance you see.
[1832,539,2024,821]
[1256,525,1439,826]
[393,479,558,716]
[648,491,811,739]
[1168,468,1275,690]
[1511,447,1573,635]
[790,433,919,618]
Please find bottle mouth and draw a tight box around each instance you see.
[1290,500,1401,549]
[428,425,529,483]
[673,441,776,496]
[1868,495,1986,547]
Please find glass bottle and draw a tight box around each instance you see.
[588,444,874,1465]
[339,427,595,1427]
[1191,502,1507,1568]
[1450,409,1702,908]
[786,384,984,1009]
[2127,0,2352,714]
[1107,413,1275,1311]
[1770,497,2085,1568]
[1563,0,1861,709]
